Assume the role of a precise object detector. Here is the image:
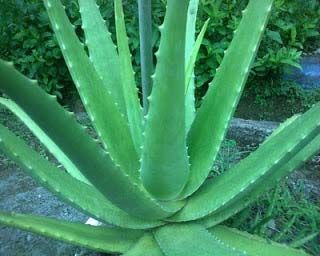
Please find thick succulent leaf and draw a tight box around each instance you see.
[0,60,182,219]
[114,0,143,151]
[154,223,246,256]
[78,0,126,117]
[209,226,310,256]
[185,0,200,131]
[201,132,320,228]
[169,103,320,222]
[123,233,164,256]
[43,0,140,180]
[0,211,142,254]
[181,0,274,198]
[0,97,89,184]
[263,115,300,144]
[141,0,190,200]
[185,18,209,94]
[0,123,163,229]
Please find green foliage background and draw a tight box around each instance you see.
[0,0,319,99]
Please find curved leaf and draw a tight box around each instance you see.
[114,0,143,151]
[0,59,181,220]
[123,233,164,256]
[170,103,320,222]
[0,123,163,229]
[44,0,140,180]
[141,0,190,200]
[185,18,209,95]
[79,0,126,117]
[0,211,142,254]
[154,224,245,256]
[0,97,89,184]
[209,226,310,256]
[181,0,274,198]
[201,132,320,228]
[185,0,200,131]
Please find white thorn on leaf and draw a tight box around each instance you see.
[267,5,272,12]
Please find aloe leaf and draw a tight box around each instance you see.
[181,0,274,198]
[0,211,143,254]
[169,103,320,222]
[263,114,300,144]
[186,18,210,95]
[114,0,143,151]
[0,60,181,219]
[43,0,140,180]
[78,0,126,117]
[209,226,310,256]
[201,125,320,228]
[0,123,163,229]
[185,0,200,131]
[154,223,246,256]
[0,97,89,184]
[141,0,190,200]
[123,233,164,256]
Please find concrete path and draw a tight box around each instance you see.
[285,54,320,89]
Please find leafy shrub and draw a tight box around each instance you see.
[270,0,320,52]
[1,0,319,99]
[0,0,142,98]
[195,0,320,89]
[0,0,68,98]
[235,80,320,121]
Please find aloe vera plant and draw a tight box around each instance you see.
[0,0,319,255]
